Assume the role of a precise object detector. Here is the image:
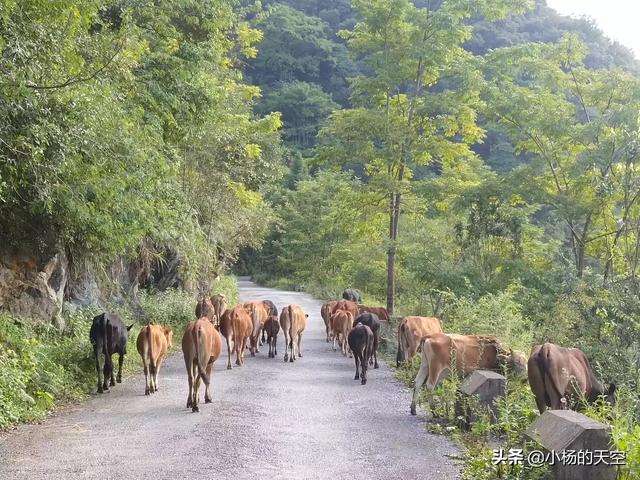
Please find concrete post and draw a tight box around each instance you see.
[455,370,506,430]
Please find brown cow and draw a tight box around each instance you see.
[245,302,269,355]
[219,305,253,369]
[330,300,359,319]
[211,293,227,325]
[528,343,616,414]
[280,304,308,363]
[182,317,222,413]
[357,305,389,321]
[195,296,216,323]
[263,316,280,358]
[320,300,338,343]
[331,309,353,357]
[136,324,174,395]
[396,316,443,367]
[410,333,528,415]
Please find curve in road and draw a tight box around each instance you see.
[0,278,460,480]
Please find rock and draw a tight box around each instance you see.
[455,370,506,430]
[0,249,68,327]
[525,410,616,480]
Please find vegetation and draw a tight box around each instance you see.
[242,0,640,478]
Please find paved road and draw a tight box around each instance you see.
[0,279,460,479]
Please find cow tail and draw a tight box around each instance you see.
[288,305,294,350]
[540,346,564,405]
[193,325,210,385]
[146,325,155,372]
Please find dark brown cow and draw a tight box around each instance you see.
[89,313,134,394]
[348,323,374,385]
[280,304,308,362]
[320,300,338,343]
[219,305,253,369]
[396,316,443,367]
[182,317,222,412]
[353,312,380,369]
[136,324,173,395]
[528,343,616,414]
[410,333,528,415]
[357,305,389,321]
[263,316,280,358]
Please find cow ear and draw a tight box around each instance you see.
[127,324,134,331]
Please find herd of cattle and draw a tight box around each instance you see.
[88,287,617,417]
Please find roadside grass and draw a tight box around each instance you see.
[0,276,239,431]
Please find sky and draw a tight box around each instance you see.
[546,0,640,58]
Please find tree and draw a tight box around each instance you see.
[317,0,529,314]
[485,34,640,280]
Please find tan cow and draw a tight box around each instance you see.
[528,343,615,414]
[195,296,216,323]
[410,333,528,415]
[320,300,338,343]
[331,309,353,357]
[211,293,227,326]
[136,324,174,395]
[280,304,308,363]
[245,302,269,356]
[357,305,390,321]
[182,317,222,413]
[396,316,443,367]
[219,305,253,369]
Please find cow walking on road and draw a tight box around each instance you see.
[348,323,374,385]
[353,312,380,368]
[182,317,222,412]
[280,304,308,363]
[136,324,174,395]
[90,313,133,394]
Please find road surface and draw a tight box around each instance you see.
[0,278,460,479]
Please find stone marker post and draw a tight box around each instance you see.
[455,370,506,430]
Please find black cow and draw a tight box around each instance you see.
[89,313,133,393]
[263,316,280,358]
[342,288,362,303]
[353,312,380,369]
[348,323,374,385]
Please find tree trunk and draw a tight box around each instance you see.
[387,192,396,316]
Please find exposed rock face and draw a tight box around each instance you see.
[0,250,68,328]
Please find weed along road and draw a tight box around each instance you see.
[0,279,460,480]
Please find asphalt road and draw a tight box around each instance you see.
[0,279,460,479]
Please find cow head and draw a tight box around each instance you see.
[498,349,528,380]
[163,326,174,348]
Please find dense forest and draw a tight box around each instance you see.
[1,0,640,477]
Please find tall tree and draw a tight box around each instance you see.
[317,0,529,314]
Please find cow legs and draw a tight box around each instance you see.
[235,340,243,366]
[372,335,379,369]
[297,333,303,358]
[410,357,431,415]
[185,356,194,409]
[103,354,112,391]
[360,357,368,385]
[143,358,151,395]
[354,353,361,380]
[94,347,104,394]
[226,337,233,370]
[116,352,124,384]
[149,359,157,394]
[192,373,201,413]
[283,331,290,362]
[204,361,214,404]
